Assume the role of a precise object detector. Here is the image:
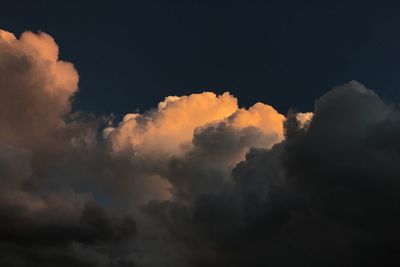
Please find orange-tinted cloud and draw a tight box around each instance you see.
[106,92,285,157]
[226,102,285,141]
[0,29,79,150]
[296,112,313,129]
[105,92,237,153]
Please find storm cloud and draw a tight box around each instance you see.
[1,29,400,267]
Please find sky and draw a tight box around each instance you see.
[2,0,400,115]
[2,1,400,267]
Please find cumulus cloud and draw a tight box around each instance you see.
[0,29,78,148]
[105,92,284,156]
[105,92,239,154]
[0,29,136,267]
[145,81,400,266]
[2,28,400,267]
[103,91,285,209]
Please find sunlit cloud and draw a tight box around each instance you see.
[105,91,285,156]
[2,28,400,267]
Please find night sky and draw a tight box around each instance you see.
[2,1,400,267]
[2,0,400,115]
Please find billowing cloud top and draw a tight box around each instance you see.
[1,28,400,267]
[0,29,78,151]
[105,92,285,155]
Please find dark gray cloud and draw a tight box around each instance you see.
[145,81,400,266]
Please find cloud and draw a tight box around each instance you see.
[2,28,400,267]
[0,29,136,267]
[105,92,285,156]
[105,92,239,154]
[102,91,285,212]
[0,29,78,148]
[146,81,400,266]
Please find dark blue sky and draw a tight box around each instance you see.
[2,0,400,115]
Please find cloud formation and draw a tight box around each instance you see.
[0,29,78,147]
[105,91,284,155]
[0,29,136,267]
[1,28,400,267]
[145,81,400,266]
